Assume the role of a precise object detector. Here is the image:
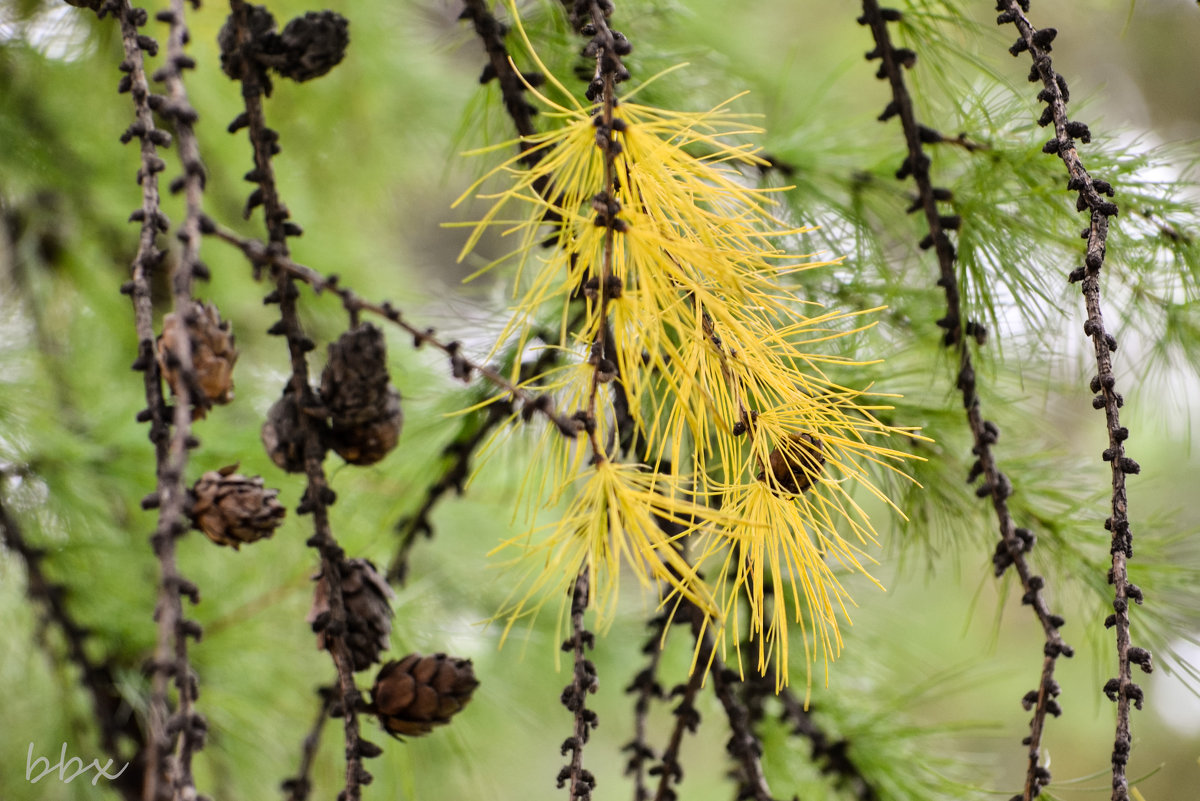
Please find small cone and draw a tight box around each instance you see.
[262,387,318,473]
[371,653,478,738]
[307,559,395,672]
[320,324,402,466]
[761,432,825,494]
[277,11,350,82]
[189,465,285,548]
[158,302,238,419]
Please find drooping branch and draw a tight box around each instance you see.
[207,223,583,439]
[688,605,777,801]
[858,5,1071,800]
[0,478,145,801]
[623,613,667,801]
[994,5,1150,801]
[281,686,335,801]
[558,569,599,801]
[68,1,211,798]
[649,637,704,801]
[221,3,372,798]
[739,667,879,801]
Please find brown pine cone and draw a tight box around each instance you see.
[371,653,478,738]
[320,324,402,466]
[158,302,238,419]
[277,11,350,82]
[189,465,285,549]
[306,559,394,672]
[761,432,825,494]
[262,386,323,473]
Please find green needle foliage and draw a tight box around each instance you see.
[1,2,1199,801]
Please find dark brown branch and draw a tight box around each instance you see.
[649,642,704,801]
[688,606,777,801]
[775,687,879,801]
[150,1,211,795]
[459,0,540,154]
[281,686,335,801]
[388,335,567,584]
[0,479,145,801]
[859,5,1071,800]
[559,568,598,800]
[994,5,1149,801]
[224,3,369,798]
[623,613,667,801]
[208,223,583,439]
[73,1,208,798]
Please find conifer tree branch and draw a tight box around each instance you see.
[69,1,211,798]
[994,5,1150,800]
[459,0,540,152]
[623,612,667,801]
[281,686,335,801]
[151,1,211,795]
[650,646,704,801]
[206,223,582,438]
[858,5,1071,799]
[388,336,567,584]
[222,4,369,798]
[559,568,599,800]
[687,605,776,801]
[739,666,880,801]
[0,479,145,801]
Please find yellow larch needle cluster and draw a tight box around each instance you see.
[454,6,923,688]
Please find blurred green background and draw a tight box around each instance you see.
[2,1,1200,800]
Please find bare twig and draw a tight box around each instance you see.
[623,613,667,801]
[68,1,210,798]
[558,568,599,800]
[859,5,1071,800]
[995,5,1150,800]
[686,604,776,801]
[208,223,583,439]
[223,3,371,797]
[281,686,335,801]
[0,479,145,801]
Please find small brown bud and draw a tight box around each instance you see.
[189,465,285,548]
[157,302,238,419]
[307,559,395,672]
[760,432,825,494]
[371,653,478,738]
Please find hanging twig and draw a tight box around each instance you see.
[0,478,145,801]
[222,3,372,797]
[67,1,210,798]
[623,612,667,801]
[858,5,1071,800]
[558,568,599,800]
[280,686,335,801]
[686,603,777,801]
[994,5,1150,801]
[207,223,582,439]
[649,637,704,801]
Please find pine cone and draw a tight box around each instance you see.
[307,559,394,672]
[371,654,478,738]
[761,432,825,494]
[157,302,238,419]
[276,11,350,82]
[189,465,285,549]
[320,324,402,466]
[262,386,322,473]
